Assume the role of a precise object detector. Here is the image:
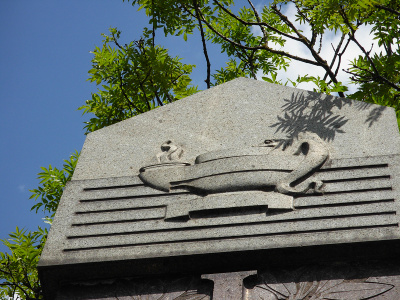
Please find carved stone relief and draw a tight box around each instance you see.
[157,140,184,163]
[139,132,330,220]
[245,264,396,300]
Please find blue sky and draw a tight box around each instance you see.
[0,0,372,254]
[0,1,218,254]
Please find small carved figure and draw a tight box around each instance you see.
[156,140,183,163]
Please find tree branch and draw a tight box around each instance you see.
[194,5,320,66]
[323,33,345,81]
[271,5,311,44]
[293,0,317,47]
[272,4,344,96]
[154,90,164,106]
[317,34,322,54]
[375,4,400,16]
[151,0,156,47]
[193,0,211,88]
[118,72,145,113]
[111,33,124,50]
[194,8,264,51]
[2,259,31,299]
[212,0,303,42]
[333,36,351,78]
[247,0,267,40]
[340,7,400,91]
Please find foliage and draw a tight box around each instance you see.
[125,0,400,123]
[0,227,47,300]
[78,27,198,133]
[0,152,78,298]
[345,0,400,121]
[29,151,79,221]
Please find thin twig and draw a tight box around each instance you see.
[272,4,344,96]
[293,1,317,47]
[194,9,264,51]
[151,0,155,47]
[271,5,310,44]
[317,34,323,54]
[323,33,345,81]
[247,0,267,41]
[333,36,351,78]
[247,50,257,79]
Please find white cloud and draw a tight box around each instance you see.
[18,184,25,193]
[254,2,382,95]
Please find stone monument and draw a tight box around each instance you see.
[39,78,400,299]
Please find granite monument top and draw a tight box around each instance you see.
[39,78,400,299]
[73,77,400,181]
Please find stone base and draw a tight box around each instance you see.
[55,260,400,299]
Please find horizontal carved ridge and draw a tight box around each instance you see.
[63,223,398,252]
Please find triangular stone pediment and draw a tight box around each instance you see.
[73,77,400,181]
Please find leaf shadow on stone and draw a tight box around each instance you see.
[365,106,387,128]
[270,91,387,142]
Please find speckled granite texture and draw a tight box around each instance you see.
[39,78,400,299]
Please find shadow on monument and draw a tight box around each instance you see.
[271,91,387,141]
[57,276,213,299]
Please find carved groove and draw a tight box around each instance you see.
[295,189,393,203]
[83,184,145,191]
[79,192,190,202]
[63,223,398,252]
[76,176,144,190]
[67,211,396,239]
[323,187,392,195]
[71,217,165,227]
[69,201,397,237]
[75,205,166,215]
[63,156,398,256]
[322,175,390,183]
[71,207,166,225]
[319,163,389,171]
[296,198,395,209]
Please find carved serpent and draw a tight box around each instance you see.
[275,132,329,194]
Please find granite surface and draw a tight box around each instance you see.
[72,78,400,181]
[38,78,400,299]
